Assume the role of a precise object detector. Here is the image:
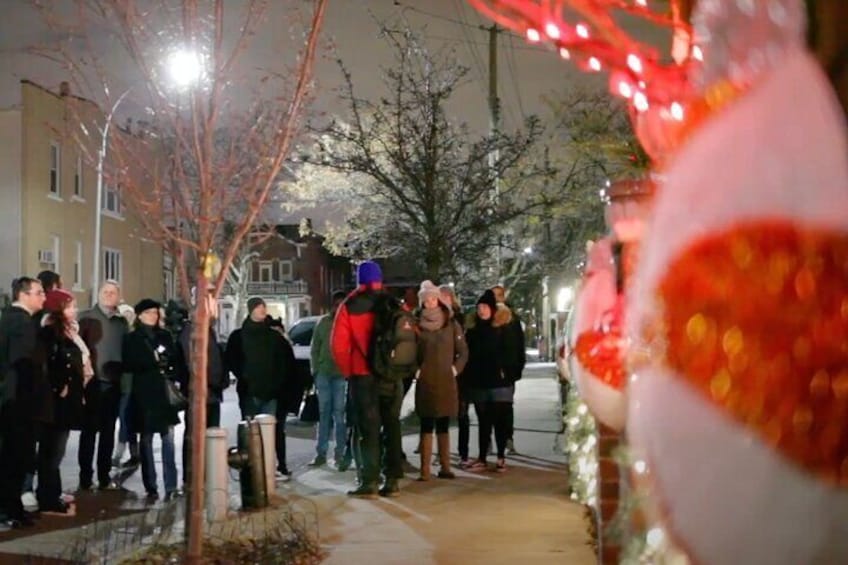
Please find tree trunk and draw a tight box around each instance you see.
[186,274,210,563]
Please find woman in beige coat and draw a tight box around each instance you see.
[414,281,468,480]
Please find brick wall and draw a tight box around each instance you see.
[597,422,621,564]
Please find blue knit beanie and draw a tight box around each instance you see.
[357,261,383,286]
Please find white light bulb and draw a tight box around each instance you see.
[559,47,571,60]
[627,54,643,74]
[588,57,602,71]
[670,101,684,121]
[576,24,589,39]
[634,460,647,474]
[618,81,633,98]
[633,91,649,112]
[692,45,704,61]
[635,0,648,6]
[545,22,561,40]
[526,28,541,42]
[577,404,588,415]
[646,527,665,549]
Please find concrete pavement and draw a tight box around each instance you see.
[0,363,594,564]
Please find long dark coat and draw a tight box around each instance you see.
[37,324,87,430]
[123,325,182,434]
[415,306,468,418]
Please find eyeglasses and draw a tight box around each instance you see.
[25,290,46,296]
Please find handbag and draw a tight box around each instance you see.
[299,388,319,423]
[165,379,189,412]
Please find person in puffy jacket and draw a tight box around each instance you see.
[464,290,524,473]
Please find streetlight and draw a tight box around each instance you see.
[91,49,203,304]
[556,286,574,313]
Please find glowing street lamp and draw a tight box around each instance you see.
[167,48,204,89]
[557,286,574,313]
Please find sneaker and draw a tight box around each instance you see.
[308,455,327,467]
[506,439,516,455]
[275,470,291,482]
[21,492,38,512]
[458,459,471,470]
[347,484,378,499]
[467,459,488,472]
[495,458,506,473]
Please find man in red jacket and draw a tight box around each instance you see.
[331,261,404,498]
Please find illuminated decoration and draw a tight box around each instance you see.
[465,0,693,118]
[563,375,599,509]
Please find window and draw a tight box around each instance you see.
[74,154,83,198]
[258,262,273,283]
[103,248,122,282]
[280,260,293,281]
[73,241,82,290]
[103,183,122,215]
[49,142,60,195]
[51,234,60,273]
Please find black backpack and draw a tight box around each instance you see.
[368,294,418,381]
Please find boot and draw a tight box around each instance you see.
[417,433,433,481]
[437,433,455,479]
[379,478,400,498]
[347,483,378,499]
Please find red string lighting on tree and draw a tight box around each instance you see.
[466,0,694,119]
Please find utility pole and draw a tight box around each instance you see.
[487,24,502,282]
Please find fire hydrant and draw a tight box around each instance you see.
[227,419,268,509]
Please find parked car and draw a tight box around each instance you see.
[287,316,322,401]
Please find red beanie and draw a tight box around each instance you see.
[44,288,75,313]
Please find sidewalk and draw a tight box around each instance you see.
[289,364,594,564]
[0,364,593,564]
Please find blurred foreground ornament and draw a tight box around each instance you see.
[627,0,848,562]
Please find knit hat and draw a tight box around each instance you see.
[418,280,441,305]
[44,288,74,313]
[134,298,162,316]
[247,297,266,314]
[439,284,459,310]
[357,261,383,286]
[476,289,497,312]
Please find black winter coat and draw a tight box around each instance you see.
[0,306,39,413]
[38,325,87,430]
[123,325,182,434]
[226,318,295,402]
[464,305,524,390]
[178,322,228,404]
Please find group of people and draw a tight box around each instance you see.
[320,261,526,499]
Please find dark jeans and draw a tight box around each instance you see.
[182,401,222,484]
[0,402,35,520]
[35,423,70,509]
[140,427,177,495]
[79,381,120,486]
[474,401,511,460]
[457,395,470,460]
[349,376,402,486]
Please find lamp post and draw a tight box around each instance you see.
[91,88,132,306]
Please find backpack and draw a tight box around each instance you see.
[368,294,418,381]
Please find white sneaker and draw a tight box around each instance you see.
[21,491,38,512]
[275,470,291,482]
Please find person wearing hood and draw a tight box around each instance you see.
[439,284,472,467]
[0,277,45,528]
[308,290,349,469]
[464,289,524,472]
[34,288,92,515]
[331,261,406,498]
[414,281,468,481]
[122,299,183,501]
[225,297,296,479]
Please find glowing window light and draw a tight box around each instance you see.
[576,23,590,39]
[634,91,649,112]
[559,47,571,60]
[545,22,561,39]
[627,53,643,74]
[588,57,602,71]
[526,28,541,42]
[670,101,684,121]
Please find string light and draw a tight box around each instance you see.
[589,57,602,71]
[576,23,590,39]
[618,81,633,98]
[635,0,648,6]
[526,27,541,42]
[646,527,666,549]
[692,45,704,61]
[670,101,684,121]
[545,22,561,39]
[634,91,649,112]
[634,460,647,474]
[627,54,643,74]
[559,47,571,60]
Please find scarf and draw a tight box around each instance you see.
[420,306,446,332]
[68,322,95,381]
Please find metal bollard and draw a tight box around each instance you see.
[205,427,228,522]
[254,413,277,499]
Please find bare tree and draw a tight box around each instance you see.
[32,1,328,561]
[307,27,563,282]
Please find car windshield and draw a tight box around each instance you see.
[288,320,316,346]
